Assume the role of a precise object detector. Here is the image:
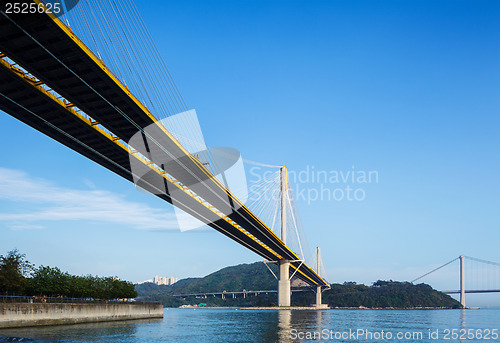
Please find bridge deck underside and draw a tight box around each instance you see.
[0,59,282,268]
[0,1,327,287]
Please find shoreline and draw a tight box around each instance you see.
[174,305,468,310]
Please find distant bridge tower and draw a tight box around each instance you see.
[278,166,291,307]
[412,255,500,308]
[460,255,465,308]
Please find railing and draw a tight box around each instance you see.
[0,295,159,305]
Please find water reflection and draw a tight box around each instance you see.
[277,310,292,342]
[0,318,160,342]
[458,309,467,343]
[460,309,467,329]
[276,309,331,342]
[315,310,324,330]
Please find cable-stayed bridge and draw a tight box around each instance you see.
[412,255,500,308]
[0,0,329,306]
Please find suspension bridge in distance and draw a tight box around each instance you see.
[0,0,329,307]
[412,255,500,308]
[171,289,310,300]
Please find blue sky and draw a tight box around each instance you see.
[0,0,499,305]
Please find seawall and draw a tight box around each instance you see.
[0,302,163,328]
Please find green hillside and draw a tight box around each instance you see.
[136,262,461,309]
[174,262,277,294]
[322,281,461,308]
[136,262,279,307]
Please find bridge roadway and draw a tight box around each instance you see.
[442,290,500,294]
[171,289,310,299]
[173,289,500,300]
[172,288,500,299]
[0,0,327,287]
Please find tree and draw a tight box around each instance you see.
[27,265,71,296]
[0,249,33,295]
[1,249,138,299]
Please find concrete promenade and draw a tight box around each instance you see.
[0,302,163,328]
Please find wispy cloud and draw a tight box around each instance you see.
[9,224,45,231]
[82,178,97,190]
[0,167,179,231]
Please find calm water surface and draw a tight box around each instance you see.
[0,308,499,342]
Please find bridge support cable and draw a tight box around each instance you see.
[263,261,278,280]
[0,7,307,272]
[69,0,219,176]
[314,246,330,287]
[0,92,276,264]
[465,256,500,268]
[65,5,313,269]
[0,55,288,266]
[254,166,329,300]
[284,175,315,266]
[245,171,281,233]
[0,2,302,265]
[286,191,305,261]
[270,188,280,235]
[0,1,329,287]
[411,257,459,284]
[62,0,203,156]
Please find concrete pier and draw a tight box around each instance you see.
[316,285,322,306]
[278,260,291,307]
[0,302,163,328]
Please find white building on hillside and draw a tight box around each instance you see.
[138,276,178,286]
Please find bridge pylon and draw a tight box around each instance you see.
[314,246,329,308]
[315,247,322,307]
[278,166,291,307]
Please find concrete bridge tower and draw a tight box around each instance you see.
[316,247,322,307]
[278,166,291,307]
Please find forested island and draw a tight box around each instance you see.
[0,249,137,299]
[1,249,461,309]
[136,262,462,309]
